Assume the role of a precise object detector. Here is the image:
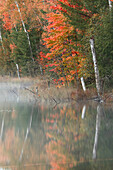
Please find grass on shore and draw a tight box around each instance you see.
[0,76,113,103]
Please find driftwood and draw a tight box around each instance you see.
[24,87,36,95]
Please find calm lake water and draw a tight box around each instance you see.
[0,98,113,170]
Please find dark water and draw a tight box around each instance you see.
[0,100,113,170]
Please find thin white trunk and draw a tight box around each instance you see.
[16,63,20,79]
[90,38,101,99]
[81,105,86,119]
[92,105,101,159]
[108,0,112,10]
[15,1,34,61]
[0,27,5,52]
[39,65,43,75]
[80,77,86,91]
[13,26,20,80]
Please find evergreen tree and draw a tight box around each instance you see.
[10,24,43,76]
[59,0,113,87]
[83,9,113,87]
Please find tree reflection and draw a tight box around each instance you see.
[0,101,113,169]
[92,104,102,159]
[81,105,86,119]
[0,114,5,140]
[45,103,113,169]
[19,105,34,161]
[45,104,87,169]
[0,102,47,169]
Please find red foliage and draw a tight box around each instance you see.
[3,12,12,30]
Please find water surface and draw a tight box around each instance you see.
[0,98,113,170]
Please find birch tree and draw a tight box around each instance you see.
[90,38,101,100]
[15,1,34,62]
[16,63,20,79]
[108,0,112,10]
[0,26,5,53]
[80,77,86,92]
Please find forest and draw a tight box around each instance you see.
[0,0,113,96]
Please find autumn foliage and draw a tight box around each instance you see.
[0,0,113,88]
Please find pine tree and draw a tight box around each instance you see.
[59,0,113,88]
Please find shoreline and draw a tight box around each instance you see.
[0,76,112,104]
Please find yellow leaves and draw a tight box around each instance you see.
[10,43,16,53]
[66,56,72,61]
[70,70,76,75]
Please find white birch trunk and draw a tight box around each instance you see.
[108,0,112,10]
[15,1,34,61]
[80,77,86,91]
[92,105,101,159]
[90,38,101,99]
[0,27,5,53]
[39,64,43,75]
[16,63,20,79]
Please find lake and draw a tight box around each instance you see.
[0,90,113,169]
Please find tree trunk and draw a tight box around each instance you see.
[108,0,112,10]
[0,27,5,53]
[16,63,20,79]
[39,64,43,75]
[15,1,34,61]
[80,77,86,92]
[90,38,101,100]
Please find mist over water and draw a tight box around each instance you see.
[0,82,33,102]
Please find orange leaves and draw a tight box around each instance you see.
[43,4,78,83]
[1,0,44,32]
[70,70,76,75]
[42,4,77,82]
[2,12,12,30]
[10,43,16,53]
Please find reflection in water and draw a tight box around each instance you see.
[19,105,34,161]
[81,105,86,119]
[92,105,102,159]
[0,114,5,140]
[0,101,112,169]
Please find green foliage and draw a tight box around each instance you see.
[0,22,42,76]
[95,12,113,79]
[0,0,113,90]
[83,0,108,13]
[59,0,113,87]
[82,9,113,81]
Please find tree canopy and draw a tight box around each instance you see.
[0,0,113,89]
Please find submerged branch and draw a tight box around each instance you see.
[24,87,36,95]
